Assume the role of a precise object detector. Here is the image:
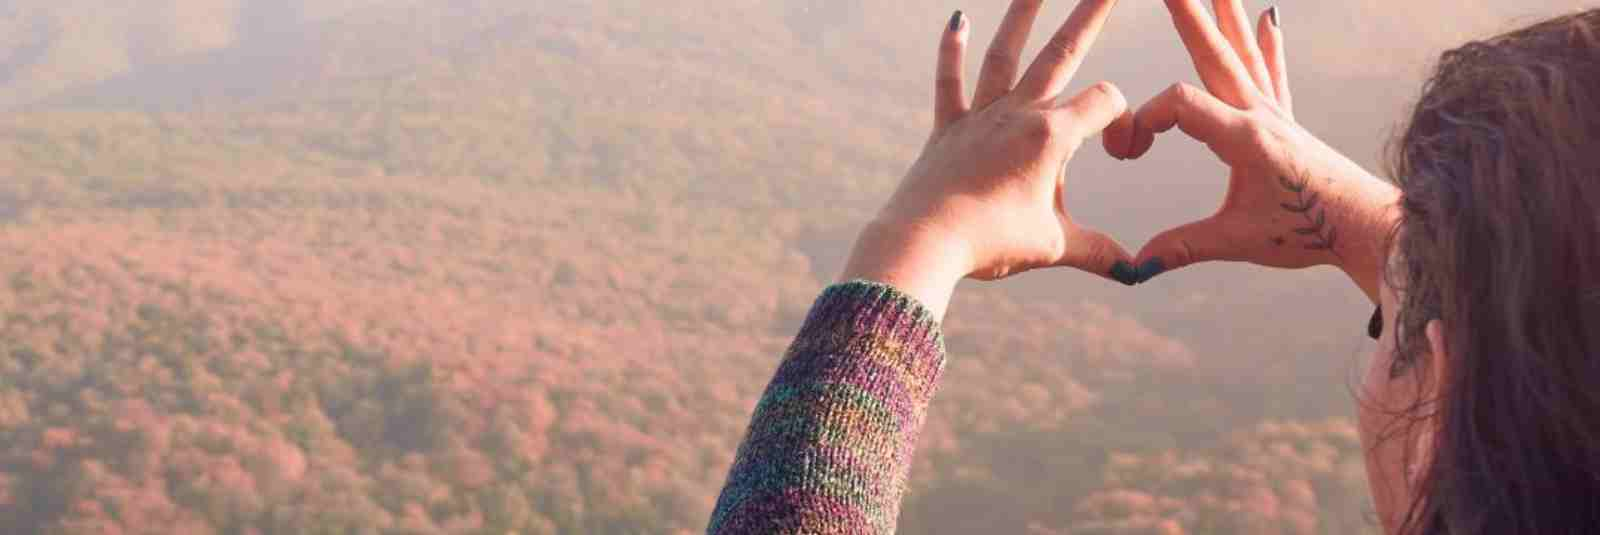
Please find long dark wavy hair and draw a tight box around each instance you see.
[1387,8,1600,535]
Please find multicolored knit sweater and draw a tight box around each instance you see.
[707,281,947,534]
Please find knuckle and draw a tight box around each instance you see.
[1025,113,1057,141]
[1178,239,1202,266]
[1164,247,1191,270]
[1040,36,1080,62]
[1240,120,1274,147]
[1076,238,1116,269]
[1170,82,1200,103]
[1085,81,1114,98]
[1086,81,1125,108]
[1081,240,1111,266]
[983,49,1018,71]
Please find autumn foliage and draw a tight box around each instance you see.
[0,0,1393,533]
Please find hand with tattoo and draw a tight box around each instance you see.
[1112,0,1401,302]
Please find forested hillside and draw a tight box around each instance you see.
[0,1,1576,533]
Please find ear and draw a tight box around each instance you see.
[1407,319,1451,488]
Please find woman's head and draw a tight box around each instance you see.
[1373,8,1600,535]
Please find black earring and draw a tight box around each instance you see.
[1368,306,1384,340]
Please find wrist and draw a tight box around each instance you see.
[837,218,972,319]
[1322,155,1402,302]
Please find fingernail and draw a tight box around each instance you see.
[1110,261,1140,287]
[949,10,964,32]
[1135,258,1168,283]
[1267,6,1280,28]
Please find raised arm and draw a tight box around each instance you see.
[1116,0,1401,302]
[708,1,1131,532]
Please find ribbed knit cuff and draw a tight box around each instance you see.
[707,281,949,534]
[790,280,947,399]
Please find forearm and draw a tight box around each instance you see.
[837,219,970,320]
[707,282,947,535]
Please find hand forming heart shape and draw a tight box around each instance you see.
[1117,0,1397,298]
[840,0,1401,317]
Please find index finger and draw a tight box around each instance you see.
[1214,0,1274,96]
[1162,0,1260,106]
[973,0,1049,109]
[1014,0,1120,101]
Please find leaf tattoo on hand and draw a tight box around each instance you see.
[1276,173,1344,259]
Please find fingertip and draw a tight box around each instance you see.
[1256,8,1280,46]
[1256,6,1293,114]
[1064,225,1135,285]
[1134,258,1169,283]
[943,13,969,47]
[1102,134,1124,161]
[1129,126,1156,159]
[941,13,970,52]
[1101,109,1138,160]
[1109,260,1141,286]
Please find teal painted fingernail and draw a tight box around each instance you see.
[1267,6,1281,28]
[1110,261,1140,286]
[949,10,964,32]
[1136,258,1168,283]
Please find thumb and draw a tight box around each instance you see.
[1126,82,1242,160]
[1102,106,1139,161]
[1056,222,1137,286]
[1054,81,1130,142]
[1131,216,1232,283]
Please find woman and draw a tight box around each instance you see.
[707,1,1600,533]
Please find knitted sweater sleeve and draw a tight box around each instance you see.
[706,281,948,535]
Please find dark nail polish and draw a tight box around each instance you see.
[1267,6,1280,28]
[1135,258,1168,283]
[949,10,964,32]
[1110,261,1140,287]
